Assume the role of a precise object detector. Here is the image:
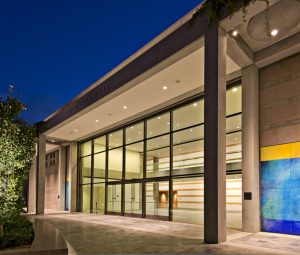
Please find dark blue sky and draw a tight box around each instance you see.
[0,0,202,124]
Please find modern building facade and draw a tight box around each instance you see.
[28,0,300,244]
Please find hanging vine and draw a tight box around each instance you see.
[193,0,269,25]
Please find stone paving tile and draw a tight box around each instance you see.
[231,233,300,254]
[33,214,277,255]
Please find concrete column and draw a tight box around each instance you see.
[204,26,227,244]
[69,142,78,212]
[242,64,260,232]
[58,146,66,211]
[36,135,46,214]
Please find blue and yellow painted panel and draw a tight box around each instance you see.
[261,142,300,235]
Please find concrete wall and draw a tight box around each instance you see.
[260,53,300,147]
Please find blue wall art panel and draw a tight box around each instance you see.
[261,143,300,235]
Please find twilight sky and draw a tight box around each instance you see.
[0,0,202,124]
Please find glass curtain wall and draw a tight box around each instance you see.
[78,84,242,227]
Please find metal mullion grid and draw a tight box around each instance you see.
[142,119,147,218]
[76,142,81,212]
[121,128,126,216]
[90,139,95,213]
[169,109,173,221]
[104,134,109,214]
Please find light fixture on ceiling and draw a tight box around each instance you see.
[130,126,134,129]
[123,106,127,109]
[163,86,168,90]
[74,129,78,132]
[190,129,193,132]
[95,119,99,123]
[237,126,240,129]
[232,30,238,37]
[167,122,170,125]
[270,28,278,37]
[51,140,55,143]
[193,103,197,107]
[234,137,238,141]
[157,116,161,119]
[232,87,238,92]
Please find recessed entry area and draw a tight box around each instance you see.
[79,84,242,229]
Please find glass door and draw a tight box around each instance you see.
[107,184,122,214]
[124,182,143,217]
[146,180,169,220]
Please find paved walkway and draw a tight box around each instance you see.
[33,213,300,254]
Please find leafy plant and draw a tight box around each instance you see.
[193,0,258,25]
[0,85,36,249]
[0,214,34,249]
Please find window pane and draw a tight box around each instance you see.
[108,148,123,180]
[125,183,142,215]
[80,156,91,184]
[146,181,169,220]
[94,152,106,181]
[126,122,144,144]
[146,147,170,178]
[80,141,92,157]
[147,112,170,138]
[147,135,169,151]
[226,131,242,170]
[107,184,122,213]
[93,183,105,214]
[226,114,242,133]
[173,100,204,131]
[173,140,204,176]
[173,125,203,145]
[109,130,123,149]
[81,185,91,213]
[226,85,242,115]
[172,177,204,224]
[125,142,144,180]
[94,136,106,153]
[226,174,242,229]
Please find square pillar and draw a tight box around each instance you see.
[58,146,67,211]
[242,64,260,232]
[69,142,78,212]
[36,134,46,215]
[204,26,227,244]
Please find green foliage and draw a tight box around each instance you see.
[0,86,36,249]
[193,0,254,25]
[0,214,34,249]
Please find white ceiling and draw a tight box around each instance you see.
[47,46,240,142]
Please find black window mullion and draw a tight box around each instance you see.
[90,139,94,213]
[169,109,173,221]
[142,119,147,218]
[121,128,126,216]
[104,134,109,214]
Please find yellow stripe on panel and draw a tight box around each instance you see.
[291,142,300,158]
[261,144,291,161]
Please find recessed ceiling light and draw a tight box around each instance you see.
[176,123,180,127]
[178,148,182,151]
[167,122,170,125]
[123,106,127,109]
[234,137,238,141]
[232,30,238,37]
[193,103,197,107]
[95,119,99,123]
[232,87,238,92]
[74,129,78,132]
[270,29,278,37]
[190,129,193,132]
[51,140,55,143]
[130,126,134,129]
[163,86,168,90]
[237,126,240,129]
[157,116,161,119]
[149,132,152,135]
